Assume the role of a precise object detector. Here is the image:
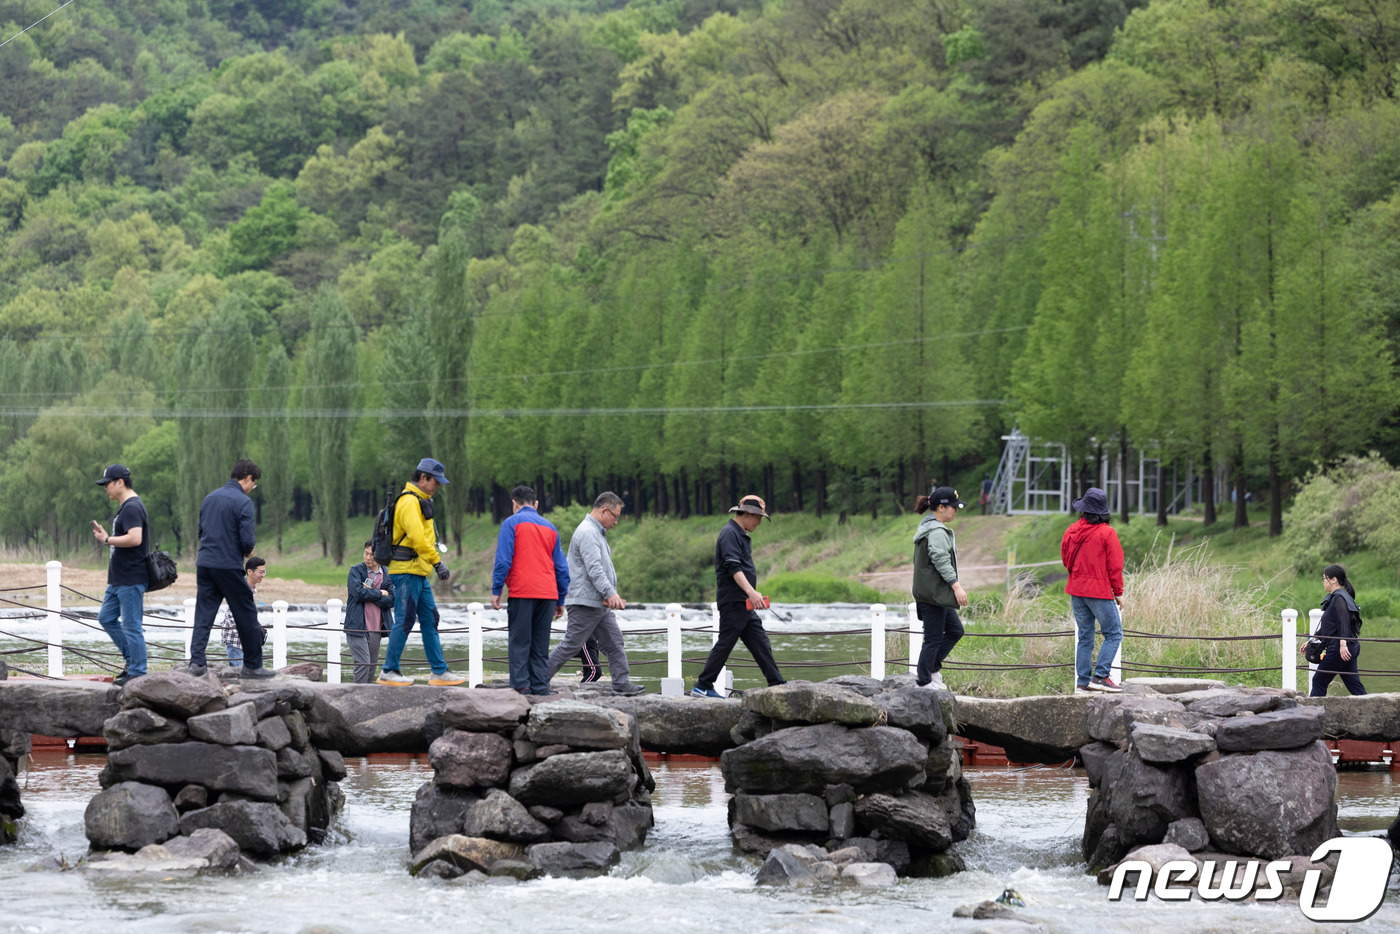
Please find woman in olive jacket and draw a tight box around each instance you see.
[911,486,969,691]
[345,541,397,684]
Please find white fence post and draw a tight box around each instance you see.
[1281,608,1298,692]
[272,600,288,670]
[661,603,685,696]
[870,603,886,680]
[711,602,731,696]
[45,560,62,677]
[182,597,196,664]
[1308,608,1323,686]
[467,602,484,687]
[325,599,342,683]
[907,602,921,677]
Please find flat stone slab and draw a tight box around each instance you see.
[1129,724,1216,764]
[0,680,119,737]
[307,685,445,753]
[527,700,633,750]
[1214,706,1325,751]
[955,694,1093,762]
[721,722,925,795]
[742,682,882,726]
[104,742,278,800]
[1173,689,1285,717]
[1122,678,1227,695]
[1298,694,1400,741]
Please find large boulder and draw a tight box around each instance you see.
[720,723,926,795]
[103,743,278,800]
[179,801,306,856]
[821,675,885,697]
[853,790,954,852]
[525,840,619,875]
[306,685,440,753]
[462,789,551,843]
[410,834,523,875]
[121,672,226,719]
[1298,695,1400,741]
[1085,696,1188,747]
[732,793,829,833]
[742,682,882,727]
[0,756,22,827]
[526,700,633,751]
[434,689,531,733]
[552,801,653,851]
[103,707,188,751]
[1129,724,1216,764]
[84,782,180,850]
[187,704,258,746]
[955,695,1092,761]
[508,750,635,807]
[409,782,478,855]
[0,680,119,737]
[428,730,513,790]
[755,846,817,886]
[1195,742,1338,859]
[872,687,948,743]
[1213,706,1325,752]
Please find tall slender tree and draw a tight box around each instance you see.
[303,285,358,564]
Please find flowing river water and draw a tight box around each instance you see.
[1,604,1398,931]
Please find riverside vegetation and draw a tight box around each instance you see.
[2,0,1400,565]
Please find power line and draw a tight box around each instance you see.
[0,399,1005,419]
[0,0,79,50]
[0,325,1031,400]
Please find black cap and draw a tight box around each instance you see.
[929,486,965,509]
[97,464,131,486]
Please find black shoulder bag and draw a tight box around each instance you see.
[141,506,179,593]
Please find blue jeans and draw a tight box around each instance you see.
[98,583,148,676]
[1071,595,1122,685]
[225,642,244,668]
[381,574,446,675]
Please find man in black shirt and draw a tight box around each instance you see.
[691,494,786,697]
[91,464,149,686]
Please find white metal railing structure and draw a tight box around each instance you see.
[182,598,196,662]
[907,602,921,677]
[710,602,732,696]
[467,602,484,688]
[272,601,289,669]
[2,563,1337,690]
[869,603,886,680]
[1281,608,1299,692]
[325,599,342,683]
[661,603,685,696]
[46,561,62,677]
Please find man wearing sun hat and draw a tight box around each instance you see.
[691,494,786,698]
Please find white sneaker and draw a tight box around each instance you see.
[917,673,946,690]
[377,671,414,686]
[428,671,467,686]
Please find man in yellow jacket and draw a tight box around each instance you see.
[377,458,467,685]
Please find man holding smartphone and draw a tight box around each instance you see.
[92,464,149,686]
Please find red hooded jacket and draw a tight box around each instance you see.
[1061,518,1124,599]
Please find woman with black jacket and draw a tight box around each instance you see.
[1303,563,1367,697]
[346,541,397,684]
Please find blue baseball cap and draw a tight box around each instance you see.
[416,457,450,484]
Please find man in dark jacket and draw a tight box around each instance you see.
[691,494,786,697]
[189,459,272,678]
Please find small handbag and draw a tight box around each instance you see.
[1303,637,1325,665]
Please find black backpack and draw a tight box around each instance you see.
[137,501,178,593]
[370,490,415,565]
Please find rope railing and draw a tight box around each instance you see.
[1,564,1388,693]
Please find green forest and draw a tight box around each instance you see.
[1,0,1399,566]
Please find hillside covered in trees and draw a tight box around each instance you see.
[1,0,1398,563]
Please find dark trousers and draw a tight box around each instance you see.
[192,566,263,669]
[696,603,785,690]
[507,598,556,694]
[915,601,964,685]
[1310,645,1366,696]
[578,637,603,682]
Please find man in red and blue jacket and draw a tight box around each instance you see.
[491,485,570,694]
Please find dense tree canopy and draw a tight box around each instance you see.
[2,0,1399,560]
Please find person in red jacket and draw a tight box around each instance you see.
[1061,487,1124,693]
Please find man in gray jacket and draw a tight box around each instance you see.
[544,492,646,695]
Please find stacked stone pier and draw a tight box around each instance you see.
[719,677,973,885]
[408,693,654,880]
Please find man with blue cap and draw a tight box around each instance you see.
[378,457,466,686]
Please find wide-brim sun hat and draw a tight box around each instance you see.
[729,494,770,520]
[1072,487,1110,513]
